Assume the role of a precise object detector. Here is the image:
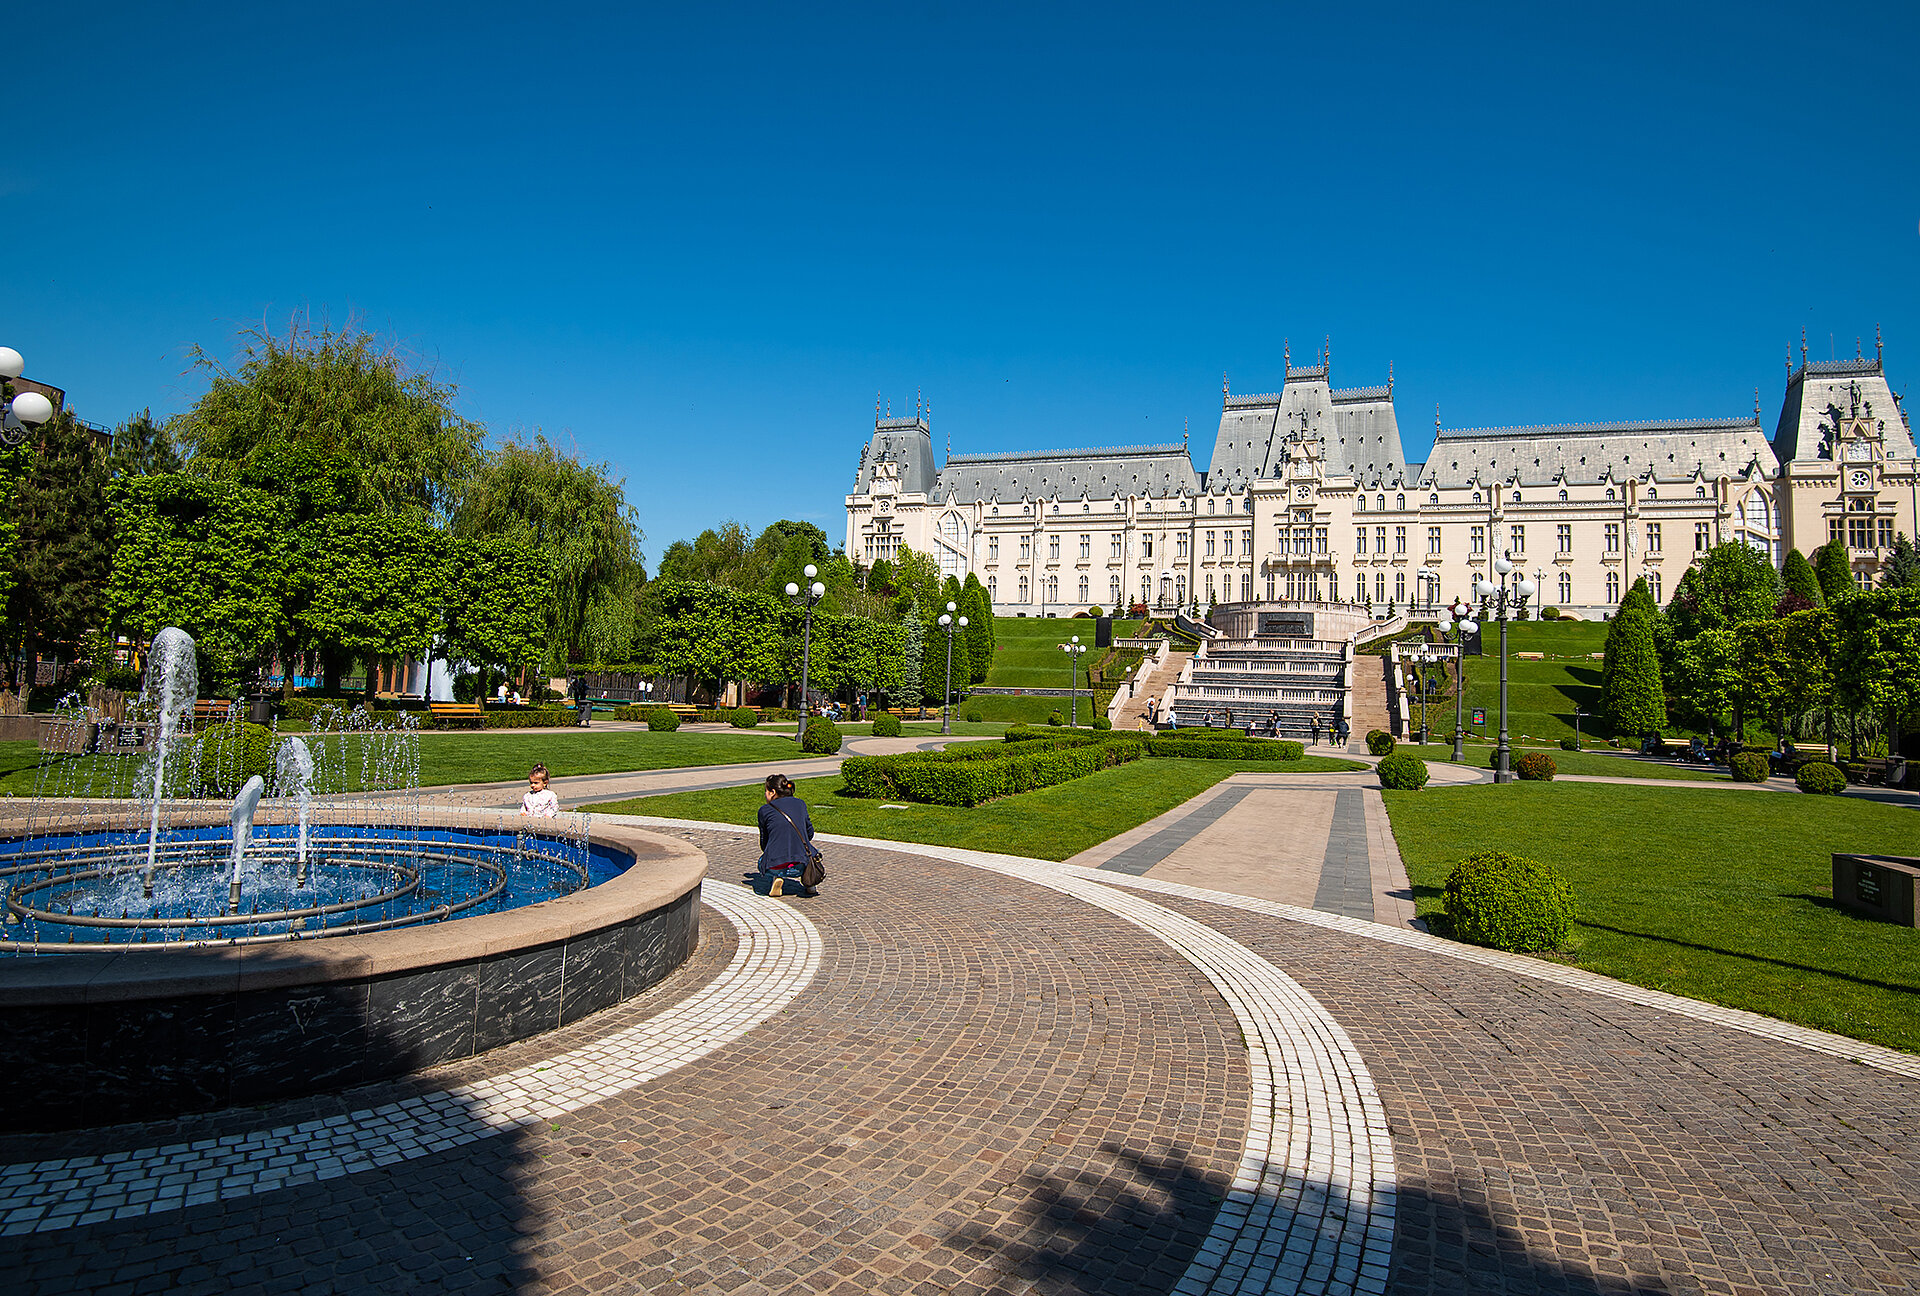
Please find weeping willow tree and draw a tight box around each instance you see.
[456,434,646,669]
[174,317,486,523]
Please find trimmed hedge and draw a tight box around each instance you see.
[1442,849,1574,952]
[801,717,842,754]
[482,708,575,729]
[1514,752,1556,781]
[1795,761,1847,795]
[1366,729,1395,757]
[1144,737,1304,761]
[1559,737,1580,752]
[1003,726,1107,746]
[645,707,681,732]
[842,738,1144,807]
[192,721,275,795]
[870,712,903,737]
[1047,711,1065,726]
[1091,716,1112,730]
[1729,752,1769,784]
[728,707,759,728]
[1376,752,1429,790]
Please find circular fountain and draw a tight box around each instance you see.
[0,630,706,1131]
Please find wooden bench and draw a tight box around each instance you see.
[428,701,484,729]
[193,699,237,725]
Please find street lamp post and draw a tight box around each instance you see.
[1438,597,1476,763]
[937,601,969,735]
[1572,707,1588,752]
[0,348,56,446]
[784,564,826,742]
[1060,634,1087,726]
[1470,552,1535,783]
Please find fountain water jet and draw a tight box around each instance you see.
[227,775,264,912]
[139,627,198,896]
[274,736,316,886]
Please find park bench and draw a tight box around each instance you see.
[1853,756,1909,787]
[193,699,237,726]
[428,701,484,729]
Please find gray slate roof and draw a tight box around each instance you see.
[1424,418,1778,487]
[1207,373,1411,492]
[853,417,937,496]
[934,443,1200,503]
[1771,359,1916,463]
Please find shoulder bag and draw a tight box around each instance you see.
[772,802,826,888]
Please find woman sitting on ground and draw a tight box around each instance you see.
[754,774,818,897]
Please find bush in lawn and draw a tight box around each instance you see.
[801,717,842,754]
[964,708,983,723]
[728,707,759,728]
[1375,752,1429,790]
[192,721,275,795]
[1540,606,1562,621]
[1514,751,1556,781]
[645,707,680,732]
[1047,711,1064,726]
[1442,850,1574,952]
[1795,761,1846,795]
[871,712,903,737]
[1559,737,1579,752]
[1729,752,1769,783]
[1091,716,1112,730]
[1365,729,1395,757]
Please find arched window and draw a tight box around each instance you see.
[1605,488,1615,501]
[1695,486,1706,499]
[1558,489,1568,502]
[1645,488,1657,500]
[1429,492,1439,505]
[1077,575,1088,603]
[1512,491,1521,503]
[987,574,997,600]
[1356,495,1366,511]
[1557,572,1572,604]
[1471,491,1481,503]
[1018,575,1029,603]
[1396,494,1405,510]
[1744,494,1770,529]
[1109,574,1122,605]
[1606,571,1621,603]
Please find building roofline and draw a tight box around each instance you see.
[1790,358,1882,383]
[943,443,1191,465]
[1435,416,1763,441]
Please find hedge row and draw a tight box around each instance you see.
[843,739,1145,806]
[481,708,576,729]
[1144,737,1304,761]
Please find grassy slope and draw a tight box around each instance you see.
[983,617,1142,689]
[0,732,811,796]
[587,754,1364,860]
[1385,781,1920,1053]
[1393,742,1730,782]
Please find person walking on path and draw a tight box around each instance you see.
[1267,709,1280,738]
[1335,717,1350,747]
[1310,713,1322,746]
[754,774,818,897]
[571,674,591,727]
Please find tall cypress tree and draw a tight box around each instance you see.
[1600,605,1667,734]
[960,573,992,683]
[1781,547,1824,607]
[1882,533,1920,590]
[900,602,924,708]
[3,413,116,691]
[1813,541,1855,604]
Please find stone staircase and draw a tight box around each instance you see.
[1165,638,1349,740]
[1113,649,1193,730]
[1347,653,1392,748]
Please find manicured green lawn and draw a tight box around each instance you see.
[1394,742,1733,782]
[984,617,1142,689]
[0,731,811,796]
[586,754,1364,860]
[1384,781,1920,1053]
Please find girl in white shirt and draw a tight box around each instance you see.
[520,764,559,817]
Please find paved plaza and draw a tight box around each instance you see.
[5,801,1917,1296]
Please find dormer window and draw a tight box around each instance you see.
[1695,486,1706,499]
[1471,491,1481,504]
[991,506,999,515]
[1356,496,1366,511]
[1646,489,1657,500]
[1396,494,1405,510]
[1558,490,1568,502]
[1605,488,1615,501]
[1429,493,1439,505]
[1511,491,1521,503]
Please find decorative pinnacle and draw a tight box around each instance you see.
[1434,403,1441,433]
[1323,335,1330,372]
[1801,327,1808,365]
[1388,360,1394,395]
[1754,387,1761,420]
[1284,338,1291,369]
[875,391,881,421]
[1877,323,1884,361]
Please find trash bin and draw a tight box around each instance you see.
[249,697,274,726]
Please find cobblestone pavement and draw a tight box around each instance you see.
[6,823,1918,1296]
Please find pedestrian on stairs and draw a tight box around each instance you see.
[1310,713,1322,745]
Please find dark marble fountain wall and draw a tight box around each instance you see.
[0,822,707,1132]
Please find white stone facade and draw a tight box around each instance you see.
[845,343,1919,618]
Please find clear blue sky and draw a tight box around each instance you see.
[8,2,1917,561]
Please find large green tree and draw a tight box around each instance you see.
[457,434,647,667]
[1882,533,1920,591]
[441,535,553,687]
[1599,596,1666,734]
[2,413,116,688]
[634,580,783,702]
[1664,541,1780,642]
[1813,541,1855,605]
[961,573,992,684]
[1670,627,1742,735]
[292,514,452,698]
[175,321,485,522]
[1831,587,1920,740]
[1780,547,1824,608]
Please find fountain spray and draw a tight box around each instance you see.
[275,736,315,886]
[227,775,265,913]
[140,628,199,897]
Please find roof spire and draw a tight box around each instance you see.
[886,398,891,417]
[1877,323,1884,361]
[1323,335,1330,373]
[1183,417,1190,454]
[1434,403,1441,434]
[1801,327,1808,367]
[916,386,922,418]
[1755,387,1761,420]
[1222,372,1229,404]
[1387,361,1394,397]
[1283,338,1291,370]
[1857,336,1864,361]
[875,391,881,423]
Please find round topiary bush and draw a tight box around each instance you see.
[871,712,902,737]
[1092,716,1112,730]
[1795,761,1847,795]
[1047,711,1064,727]
[1729,752,1769,784]
[1559,737,1579,752]
[1515,752,1556,781]
[1442,850,1575,952]
[1376,752,1429,790]
[645,707,680,732]
[728,707,759,728]
[964,708,983,723]
[192,721,275,795]
[1540,606,1562,621]
[801,716,842,754]
[1366,729,1396,757]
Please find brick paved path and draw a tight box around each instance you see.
[6,824,1917,1296]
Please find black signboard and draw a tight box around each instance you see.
[1257,612,1314,638]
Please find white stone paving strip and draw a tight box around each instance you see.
[620,817,1396,1296]
[0,882,819,1236]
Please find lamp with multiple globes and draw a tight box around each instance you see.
[0,347,56,447]
[936,600,969,734]
[1059,633,1088,727]
[784,564,827,740]
[1453,553,1536,782]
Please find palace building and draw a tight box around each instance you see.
[844,337,1918,619]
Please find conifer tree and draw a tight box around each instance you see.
[960,573,992,683]
[901,602,924,707]
[1882,533,1920,590]
[1781,547,1824,607]
[1813,541,1855,604]
[1599,604,1667,734]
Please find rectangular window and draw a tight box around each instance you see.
[1427,526,1442,555]
[1695,523,1711,552]
[1828,518,1843,544]
[1177,534,1189,559]
[1375,526,1387,555]
[1605,523,1620,553]
[1242,529,1251,554]
[1049,536,1060,561]
[1019,536,1031,561]
[1878,517,1894,548]
[988,536,999,561]
[1471,525,1486,555]
[1110,535,1123,559]
[1223,531,1234,557]
[1205,531,1216,557]
[1557,524,1572,554]
[1509,525,1525,554]
[1356,527,1368,555]
[1293,527,1310,554]
[1078,534,1090,559]
[1143,535,1154,558]
[1848,514,1874,549]
[1395,525,1407,554]
[1645,523,1661,553]
[1315,527,1328,555]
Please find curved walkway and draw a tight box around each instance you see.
[5,814,1917,1296]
